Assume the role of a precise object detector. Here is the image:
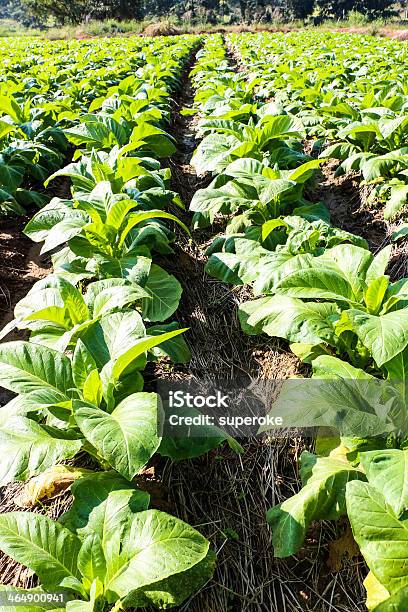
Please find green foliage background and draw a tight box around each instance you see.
[0,0,401,29]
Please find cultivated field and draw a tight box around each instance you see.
[0,30,407,612]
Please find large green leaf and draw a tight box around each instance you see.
[77,534,106,586]
[366,246,392,284]
[147,322,191,363]
[347,481,408,595]
[318,244,372,301]
[346,309,408,367]
[275,268,356,303]
[205,251,260,285]
[191,133,243,175]
[257,114,305,146]
[267,450,363,557]
[104,510,210,601]
[0,512,81,590]
[79,311,146,369]
[360,449,408,518]
[241,295,338,344]
[60,471,149,542]
[141,265,182,322]
[64,120,125,149]
[102,327,188,384]
[0,416,82,486]
[261,355,392,437]
[0,341,73,395]
[73,393,161,480]
[125,549,216,609]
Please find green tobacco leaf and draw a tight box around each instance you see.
[41,218,87,255]
[64,121,121,148]
[104,510,210,601]
[0,120,18,140]
[373,586,408,611]
[312,355,374,380]
[365,276,389,315]
[125,549,216,610]
[0,341,73,395]
[82,370,102,406]
[105,327,188,383]
[72,340,98,390]
[60,471,149,542]
[257,114,305,145]
[84,279,131,312]
[319,244,372,300]
[347,481,408,595]
[205,251,260,286]
[243,295,338,344]
[77,534,106,585]
[79,311,146,369]
[360,449,408,518]
[0,416,82,486]
[91,285,148,318]
[267,450,363,557]
[73,393,161,480]
[0,512,81,590]
[365,246,392,284]
[147,322,191,363]
[0,95,26,123]
[252,252,316,295]
[261,355,391,437]
[142,265,182,322]
[275,268,356,303]
[346,309,408,367]
[191,133,242,175]
[287,159,323,183]
[118,210,190,248]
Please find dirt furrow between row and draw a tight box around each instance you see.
[155,41,365,612]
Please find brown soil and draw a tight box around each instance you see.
[310,160,389,252]
[0,217,49,337]
[379,28,408,40]
[310,159,408,282]
[0,172,71,402]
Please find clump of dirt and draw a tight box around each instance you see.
[142,21,180,37]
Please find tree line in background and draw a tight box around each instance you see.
[0,0,403,30]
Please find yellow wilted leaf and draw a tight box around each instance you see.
[364,571,390,611]
[329,443,352,464]
[15,465,93,508]
[327,522,360,571]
